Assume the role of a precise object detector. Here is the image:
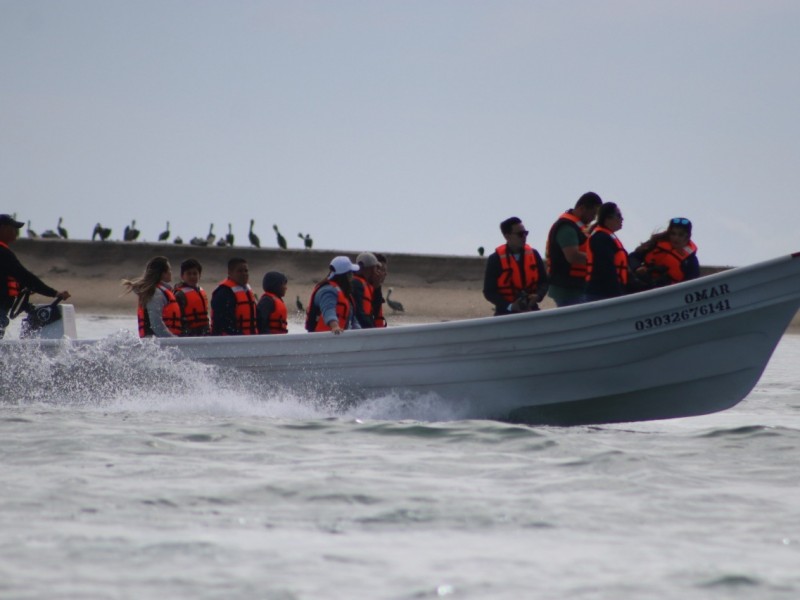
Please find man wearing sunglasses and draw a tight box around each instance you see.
[483,216,548,316]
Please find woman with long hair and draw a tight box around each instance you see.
[121,256,181,337]
[584,202,629,302]
[630,218,699,289]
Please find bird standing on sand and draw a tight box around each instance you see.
[26,221,38,239]
[296,295,305,313]
[478,246,485,257]
[386,288,405,312]
[92,223,112,241]
[225,223,234,247]
[57,217,68,239]
[40,227,60,239]
[297,233,313,249]
[273,224,287,250]
[158,221,170,242]
[123,220,140,241]
[249,219,260,248]
[206,223,216,246]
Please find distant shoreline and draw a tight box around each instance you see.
[11,238,799,329]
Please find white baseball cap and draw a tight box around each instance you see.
[328,256,360,279]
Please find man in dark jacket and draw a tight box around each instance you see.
[0,214,71,339]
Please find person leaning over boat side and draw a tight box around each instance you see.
[256,271,289,334]
[545,191,603,307]
[629,217,699,290]
[0,214,71,339]
[351,252,382,328]
[121,256,182,338]
[174,258,210,336]
[211,257,258,336]
[483,216,549,316]
[305,256,361,334]
[372,253,389,328]
[583,202,629,302]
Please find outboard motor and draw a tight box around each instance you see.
[10,290,77,339]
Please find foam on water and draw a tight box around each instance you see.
[1,329,474,423]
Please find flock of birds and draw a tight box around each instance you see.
[23,217,313,251]
[22,216,406,313]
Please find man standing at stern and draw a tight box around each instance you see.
[483,216,548,316]
[0,214,70,339]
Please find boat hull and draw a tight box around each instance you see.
[6,253,800,425]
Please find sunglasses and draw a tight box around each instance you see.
[512,229,529,237]
[671,217,691,226]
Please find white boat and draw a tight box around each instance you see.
[5,252,800,425]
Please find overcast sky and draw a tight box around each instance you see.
[2,1,798,267]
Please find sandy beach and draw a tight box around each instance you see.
[11,238,800,328]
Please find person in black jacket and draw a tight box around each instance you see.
[584,202,629,301]
[483,216,548,316]
[0,214,71,339]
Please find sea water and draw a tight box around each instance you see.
[1,315,799,600]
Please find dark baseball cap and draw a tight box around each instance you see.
[0,214,24,228]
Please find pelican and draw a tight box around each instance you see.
[298,233,313,249]
[92,223,112,241]
[478,246,485,257]
[173,236,184,244]
[225,223,234,247]
[206,223,215,246]
[40,228,60,239]
[158,221,170,242]
[189,236,208,247]
[123,220,140,242]
[216,237,228,247]
[26,221,38,239]
[56,217,68,239]
[248,219,260,248]
[273,224,287,250]
[386,288,405,312]
[296,295,305,313]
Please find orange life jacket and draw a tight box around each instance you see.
[260,292,288,334]
[495,243,540,303]
[643,240,698,284]
[174,283,209,334]
[353,274,377,325]
[0,241,19,298]
[305,280,352,332]
[216,278,258,335]
[137,284,182,337]
[546,211,590,287]
[586,226,629,285]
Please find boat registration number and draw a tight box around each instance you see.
[634,299,732,331]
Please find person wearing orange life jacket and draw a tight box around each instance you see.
[483,216,549,316]
[121,256,182,337]
[584,202,629,302]
[629,218,699,289]
[256,271,289,334]
[0,214,71,339]
[174,258,210,336]
[545,192,603,307]
[351,252,382,328]
[305,256,361,334]
[211,257,258,335]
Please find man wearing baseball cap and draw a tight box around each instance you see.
[0,214,71,338]
[304,255,361,334]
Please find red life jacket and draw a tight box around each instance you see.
[0,241,19,298]
[495,243,540,303]
[174,283,209,335]
[586,226,629,285]
[546,211,590,287]
[643,240,698,284]
[137,284,182,337]
[305,280,352,332]
[261,292,288,334]
[216,278,258,335]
